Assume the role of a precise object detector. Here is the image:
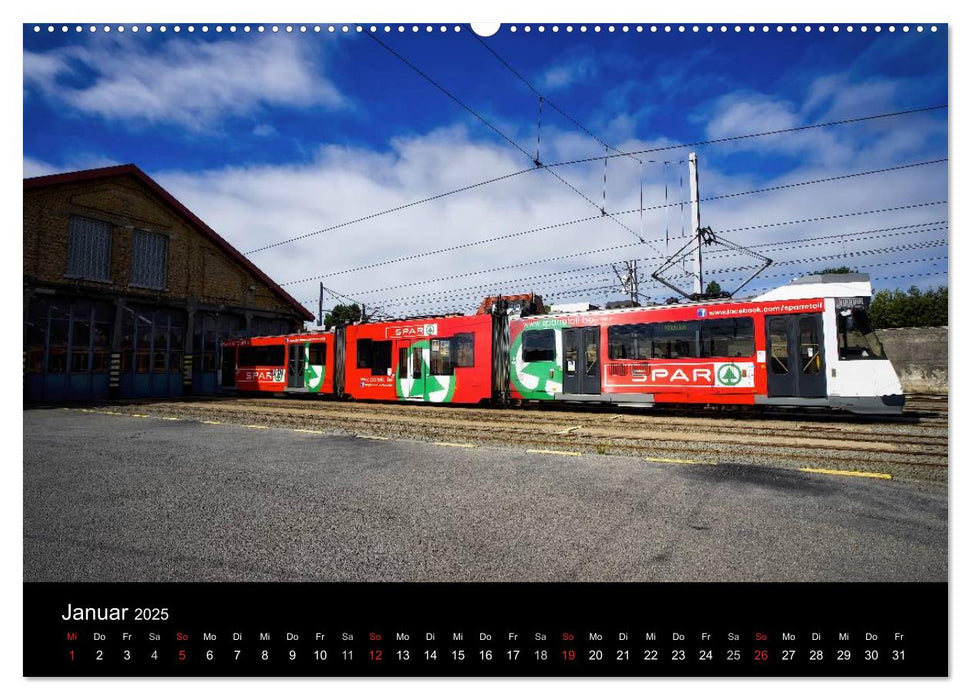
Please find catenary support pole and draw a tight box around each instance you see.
[689,152,703,295]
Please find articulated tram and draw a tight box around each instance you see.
[220,274,904,415]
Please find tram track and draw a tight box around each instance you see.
[120,396,949,446]
[83,394,949,484]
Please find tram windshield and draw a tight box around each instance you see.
[837,308,886,360]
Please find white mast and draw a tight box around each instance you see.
[688,152,703,295]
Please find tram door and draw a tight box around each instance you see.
[397,344,425,399]
[287,343,306,389]
[766,314,826,398]
[563,327,601,394]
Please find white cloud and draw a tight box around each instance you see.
[23,35,344,130]
[539,52,598,92]
[24,71,947,320]
[23,154,119,178]
[147,121,946,320]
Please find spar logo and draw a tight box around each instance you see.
[717,363,742,386]
[630,365,714,385]
[386,323,438,339]
[614,361,755,389]
[241,369,285,383]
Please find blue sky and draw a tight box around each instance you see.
[23,22,948,319]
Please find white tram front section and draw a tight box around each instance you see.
[753,273,905,415]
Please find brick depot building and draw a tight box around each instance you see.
[24,164,314,402]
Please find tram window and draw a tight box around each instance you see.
[371,340,392,376]
[238,345,285,366]
[523,329,555,362]
[585,334,598,376]
[608,325,633,359]
[768,318,789,374]
[799,318,822,375]
[837,309,887,360]
[608,324,651,360]
[269,346,285,366]
[356,339,372,368]
[430,338,453,375]
[454,333,475,367]
[308,342,326,365]
[700,318,755,358]
[650,321,699,359]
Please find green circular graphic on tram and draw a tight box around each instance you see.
[717,363,743,387]
[509,320,569,400]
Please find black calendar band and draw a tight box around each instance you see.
[24,582,947,677]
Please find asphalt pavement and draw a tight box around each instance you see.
[23,408,947,582]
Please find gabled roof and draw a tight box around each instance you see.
[24,163,314,321]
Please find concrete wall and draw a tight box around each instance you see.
[876,326,948,394]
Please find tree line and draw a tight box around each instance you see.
[812,267,947,329]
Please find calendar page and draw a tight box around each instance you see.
[22,15,949,679]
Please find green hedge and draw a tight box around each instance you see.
[869,286,948,330]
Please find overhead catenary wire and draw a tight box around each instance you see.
[364,30,654,250]
[400,253,949,317]
[296,215,946,307]
[245,104,947,256]
[365,234,948,311]
[278,156,947,287]
[470,31,643,165]
[358,222,947,309]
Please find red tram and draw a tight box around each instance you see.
[221,274,904,414]
[222,332,336,395]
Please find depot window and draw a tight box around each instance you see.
[837,309,887,360]
[522,329,555,362]
[700,318,755,358]
[66,216,112,282]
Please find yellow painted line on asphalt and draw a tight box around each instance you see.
[556,426,582,435]
[800,467,893,481]
[434,441,476,448]
[645,456,717,465]
[293,428,325,434]
[201,420,223,425]
[357,435,390,441]
[241,424,270,430]
[527,448,581,457]
[130,413,149,418]
[159,416,180,421]
[99,410,123,415]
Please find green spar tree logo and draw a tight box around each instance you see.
[717,363,743,387]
